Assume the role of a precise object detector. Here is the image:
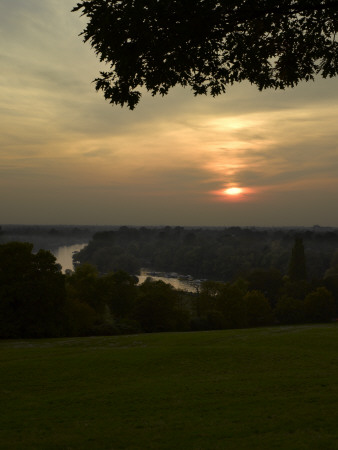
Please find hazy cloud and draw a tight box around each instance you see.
[1,0,338,226]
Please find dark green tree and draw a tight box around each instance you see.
[288,237,307,282]
[244,290,274,327]
[133,279,189,332]
[0,242,66,338]
[66,263,105,313]
[73,0,338,109]
[196,280,227,329]
[304,287,335,322]
[63,297,97,336]
[216,280,248,329]
[246,268,283,308]
[101,270,138,318]
[197,279,248,329]
[197,280,225,314]
[274,295,306,324]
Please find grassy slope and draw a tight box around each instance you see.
[1,325,338,450]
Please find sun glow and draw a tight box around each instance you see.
[224,187,243,196]
[210,186,256,202]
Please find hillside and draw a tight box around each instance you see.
[1,324,338,449]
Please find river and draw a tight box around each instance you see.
[53,243,87,273]
[137,268,200,292]
[54,244,199,292]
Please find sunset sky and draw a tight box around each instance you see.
[2,0,338,227]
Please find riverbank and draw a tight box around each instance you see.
[137,268,203,292]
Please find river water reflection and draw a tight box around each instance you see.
[53,243,87,273]
[53,245,199,292]
[137,268,199,292]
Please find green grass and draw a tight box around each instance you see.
[1,324,338,449]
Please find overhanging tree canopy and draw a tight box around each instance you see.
[73,0,338,109]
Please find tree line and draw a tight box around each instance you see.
[74,226,338,281]
[0,237,337,339]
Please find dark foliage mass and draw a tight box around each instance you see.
[0,224,98,252]
[0,242,66,338]
[74,226,338,282]
[1,231,338,338]
[73,0,338,108]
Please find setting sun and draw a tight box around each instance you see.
[210,186,255,203]
[224,187,243,196]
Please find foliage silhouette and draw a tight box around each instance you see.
[0,242,66,338]
[2,233,338,338]
[288,237,307,281]
[73,0,338,108]
[304,287,335,322]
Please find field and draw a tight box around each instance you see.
[1,325,338,450]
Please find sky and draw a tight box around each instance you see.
[1,0,338,227]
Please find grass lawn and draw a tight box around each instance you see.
[1,324,338,449]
